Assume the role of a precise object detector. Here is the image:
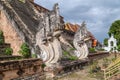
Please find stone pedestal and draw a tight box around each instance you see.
[44,59,88,79]
[44,64,62,78]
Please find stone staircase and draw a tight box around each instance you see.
[103,56,120,80]
[0,43,10,55]
[0,43,44,80]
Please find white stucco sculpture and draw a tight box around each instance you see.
[104,35,118,52]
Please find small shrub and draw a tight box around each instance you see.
[0,31,4,44]
[19,0,25,3]
[19,43,31,58]
[5,47,13,55]
[97,48,105,51]
[102,58,109,68]
[111,57,116,62]
[63,50,78,60]
[31,54,37,58]
[89,61,100,74]
[89,48,96,53]
[42,64,46,68]
[63,51,69,56]
[69,56,78,60]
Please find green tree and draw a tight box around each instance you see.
[103,38,108,46]
[19,43,31,58]
[117,45,120,51]
[108,20,120,51]
[108,20,120,45]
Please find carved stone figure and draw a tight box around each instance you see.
[73,22,89,59]
[36,3,62,66]
[36,4,89,66]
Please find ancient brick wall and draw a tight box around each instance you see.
[0,58,43,80]
[0,10,23,55]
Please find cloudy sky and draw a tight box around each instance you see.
[34,0,120,43]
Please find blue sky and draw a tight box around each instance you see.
[34,0,120,43]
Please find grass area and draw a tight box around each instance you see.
[57,53,119,80]
[63,50,78,60]
[57,68,98,80]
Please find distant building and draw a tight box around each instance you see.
[64,23,101,48]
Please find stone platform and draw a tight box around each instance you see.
[0,55,22,61]
[44,52,109,79]
[44,59,89,79]
[0,58,44,80]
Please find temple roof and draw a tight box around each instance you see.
[64,23,97,41]
[64,23,79,32]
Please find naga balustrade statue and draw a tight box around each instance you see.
[36,3,89,66]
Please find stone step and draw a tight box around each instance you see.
[0,55,22,61]
[0,43,11,54]
[0,43,10,48]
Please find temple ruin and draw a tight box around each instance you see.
[0,0,99,67]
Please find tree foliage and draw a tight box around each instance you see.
[117,45,120,51]
[103,38,108,46]
[108,20,120,51]
[108,20,120,45]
